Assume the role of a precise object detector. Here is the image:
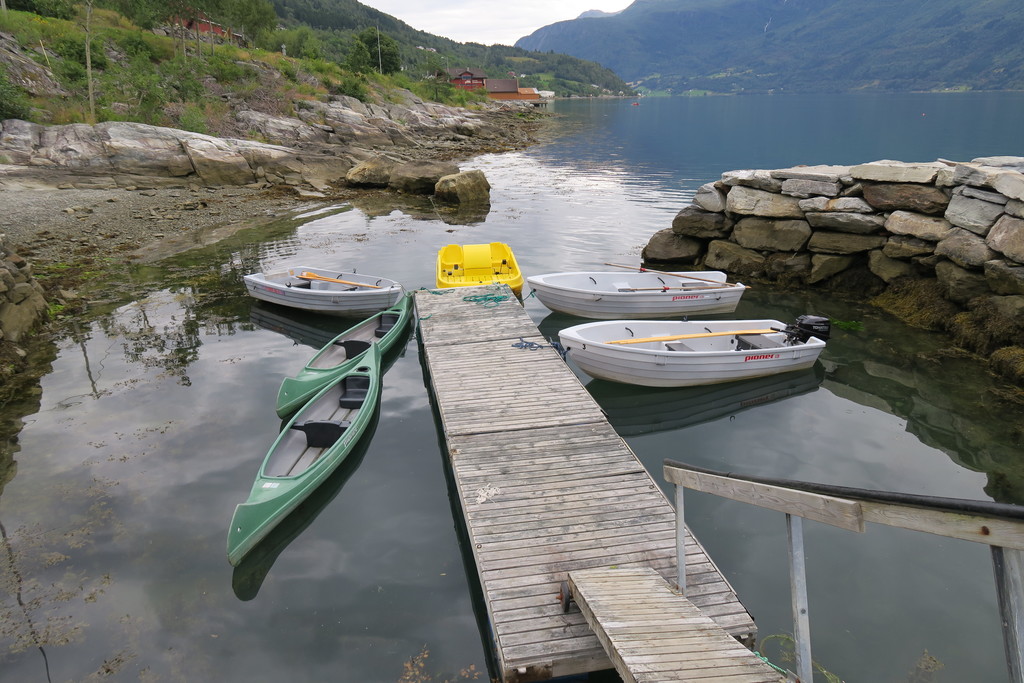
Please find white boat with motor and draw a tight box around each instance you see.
[243,266,405,317]
[526,269,746,319]
[558,316,829,387]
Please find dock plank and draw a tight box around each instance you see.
[569,567,785,683]
[415,287,759,681]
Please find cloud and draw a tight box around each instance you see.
[362,0,630,46]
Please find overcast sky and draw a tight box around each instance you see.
[359,1,632,46]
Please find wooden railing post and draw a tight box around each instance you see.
[675,483,686,595]
[787,513,813,683]
[993,546,1024,683]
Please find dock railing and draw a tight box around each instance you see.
[664,459,1024,683]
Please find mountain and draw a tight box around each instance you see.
[515,0,1024,94]
[268,0,634,96]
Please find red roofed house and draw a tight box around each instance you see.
[446,67,486,91]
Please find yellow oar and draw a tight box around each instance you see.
[607,328,778,345]
[298,272,382,289]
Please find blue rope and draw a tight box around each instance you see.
[511,338,567,359]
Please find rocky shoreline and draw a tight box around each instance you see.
[0,96,551,384]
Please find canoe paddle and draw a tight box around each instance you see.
[604,263,747,288]
[606,328,778,345]
[298,272,382,288]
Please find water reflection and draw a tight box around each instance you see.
[249,303,347,350]
[587,365,826,436]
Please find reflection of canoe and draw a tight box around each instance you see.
[249,303,342,350]
[227,346,382,566]
[243,266,405,316]
[231,406,378,601]
[275,294,412,418]
[588,364,825,435]
[558,317,829,387]
[436,242,523,296]
[526,270,746,319]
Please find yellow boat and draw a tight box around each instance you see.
[435,242,524,296]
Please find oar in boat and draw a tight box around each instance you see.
[607,328,779,345]
[618,285,727,292]
[297,272,382,289]
[604,262,747,288]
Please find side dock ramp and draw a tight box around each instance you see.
[415,286,772,682]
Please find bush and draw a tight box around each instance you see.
[177,104,209,134]
[8,0,75,20]
[330,72,369,101]
[53,35,108,70]
[0,70,32,120]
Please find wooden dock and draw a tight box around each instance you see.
[568,567,784,682]
[414,286,760,682]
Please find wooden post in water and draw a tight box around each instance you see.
[993,546,1024,683]
[787,514,813,683]
[675,484,686,595]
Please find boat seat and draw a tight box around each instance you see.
[338,375,371,409]
[375,314,399,338]
[461,244,494,278]
[735,334,784,351]
[665,341,695,352]
[335,339,371,359]
[290,419,351,449]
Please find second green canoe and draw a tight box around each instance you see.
[275,292,412,418]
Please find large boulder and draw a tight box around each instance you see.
[346,157,397,187]
[389,160,459,194]
[434,169,491,204]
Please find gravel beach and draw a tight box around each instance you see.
[0,184,328,266]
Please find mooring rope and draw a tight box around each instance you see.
[511,337,567,358]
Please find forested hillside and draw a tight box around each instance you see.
[0,0,633,131]
[265,0,632,96]
[516,0,1024,94]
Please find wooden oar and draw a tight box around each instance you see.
[604,262,746,288]
[298,272,382,289]
[619,285,723,292]
[607,328,778,345]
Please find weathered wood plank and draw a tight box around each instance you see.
[665,466,865,532]
[569,567,784,683]
[414,288,760,682]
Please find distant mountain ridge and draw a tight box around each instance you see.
[268,0,634,96]
[515,0,1024,94]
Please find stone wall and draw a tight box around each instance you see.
[0,235,47,344]
[643,158,1024,366]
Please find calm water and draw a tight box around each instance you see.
[2,93,1024,682]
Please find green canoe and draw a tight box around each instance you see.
[274,292,412,418]
[227,345,382,567]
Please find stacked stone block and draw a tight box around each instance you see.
[644,158,1024,313]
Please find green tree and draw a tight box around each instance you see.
[223,0,276,44]
[356,27,400,74]
[344,37,372,73]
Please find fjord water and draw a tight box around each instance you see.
[3,93,1023,682]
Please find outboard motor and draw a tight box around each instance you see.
[784,315,831,343]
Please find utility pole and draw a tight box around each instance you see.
[375,25,382,74]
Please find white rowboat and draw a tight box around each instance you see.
[526,270,746,319]
[558,317,828,387]
[243,266,404,317]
